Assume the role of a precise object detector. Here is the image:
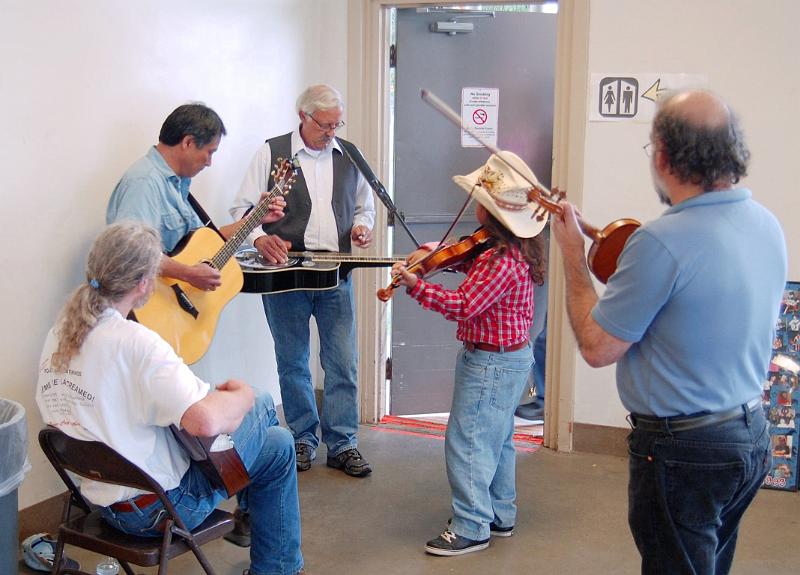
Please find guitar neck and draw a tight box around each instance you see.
[209,158,297,270]
[210,188,283,270]
[287,252,405,269]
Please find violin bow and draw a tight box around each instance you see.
[420,89,563,218]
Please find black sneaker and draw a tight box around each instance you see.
[296,443,316,472]
[245,570,304,575]
[445,518,514,538]
[326,448,372,477]
[425,530,489,556]
[515,402,545,421]
[223,507,251,547]
[490,522,515,537]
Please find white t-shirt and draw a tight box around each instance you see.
[36,308,209,506]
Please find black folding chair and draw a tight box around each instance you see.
[38,426,234,575]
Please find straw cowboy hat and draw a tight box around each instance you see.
[452,151,549,238]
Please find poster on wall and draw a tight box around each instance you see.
[762,281,800,491]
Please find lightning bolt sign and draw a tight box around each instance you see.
[642,78,668,103]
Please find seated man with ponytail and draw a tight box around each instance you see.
[35,222,305,575]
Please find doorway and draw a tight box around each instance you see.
[386,5,558,417]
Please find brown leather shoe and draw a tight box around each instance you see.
[224,507,251,547]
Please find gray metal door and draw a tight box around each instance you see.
[390,7,557,415]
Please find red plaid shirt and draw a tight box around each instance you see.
[408,244,534,346]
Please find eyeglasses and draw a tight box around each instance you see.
[306,114,345,132]
[643,142,654,157]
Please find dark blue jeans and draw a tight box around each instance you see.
[627,405,770,575]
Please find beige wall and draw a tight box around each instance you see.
[0,0,351,509]
[570,0,800,427]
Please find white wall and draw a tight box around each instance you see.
[7,0,798,508]
[573,0,800,427]
[0,0,350,509]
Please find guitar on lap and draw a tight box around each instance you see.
[170,426,249,497]
[133,157,300,363]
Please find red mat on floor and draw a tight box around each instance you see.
[377,415,542,450]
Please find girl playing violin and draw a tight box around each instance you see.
[391,152,547,556]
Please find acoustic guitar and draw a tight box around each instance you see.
[133,157,299,363]
[235,248,405,295]
[170,426,249,498]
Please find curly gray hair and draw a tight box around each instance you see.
[652,91,749,190]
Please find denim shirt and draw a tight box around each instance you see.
[106,147,203,252]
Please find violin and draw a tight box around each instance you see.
[419,88,639,284]
[376,228,492,302]
[528,188,640,284]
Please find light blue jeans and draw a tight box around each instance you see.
[262,277,359,456]
[101,394,303,575]
[446,344,533,541]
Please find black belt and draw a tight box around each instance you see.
[629,397,761,433]
[464,340,528,353]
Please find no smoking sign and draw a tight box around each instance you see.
[461,87,499,148]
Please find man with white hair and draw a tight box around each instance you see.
[231,84,376,490]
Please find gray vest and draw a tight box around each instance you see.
[263,133,358,252]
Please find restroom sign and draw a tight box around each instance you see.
[599,77,639,118]
[461,87,499,148]
[589,73,708,123]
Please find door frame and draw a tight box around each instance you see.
[345,0,590,452]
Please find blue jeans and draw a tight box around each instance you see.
[532,316,547,404]
[101,394,303,575]
[531,228,549,404]
[262,277,359,456]
[446,344,533,541]
[627,404,770,575]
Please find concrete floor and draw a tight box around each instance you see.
[25,424,800,575]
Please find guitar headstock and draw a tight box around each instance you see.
[271,156,301,196]
[527,186,566,221]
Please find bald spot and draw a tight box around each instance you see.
[662,90,730,130]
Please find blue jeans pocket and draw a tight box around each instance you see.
[489,365,529,411]
[664,456,744,527]
[102,502,167,537]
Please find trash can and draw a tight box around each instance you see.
[0,399,31,575]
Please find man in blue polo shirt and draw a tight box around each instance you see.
[552,90,786,574]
